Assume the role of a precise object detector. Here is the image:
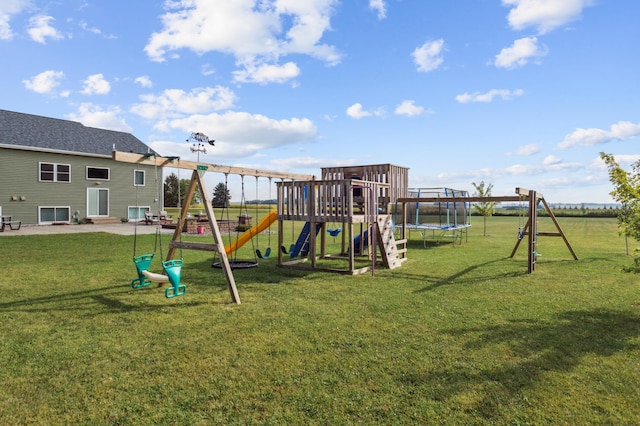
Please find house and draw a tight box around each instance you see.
[0,109,162,225]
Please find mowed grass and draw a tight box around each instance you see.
[0,217,639,424]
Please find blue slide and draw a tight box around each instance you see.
[352,227,372,253]
[289,222,322,258]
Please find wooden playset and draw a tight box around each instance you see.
[113,150,576,304]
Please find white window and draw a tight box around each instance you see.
[39,207,70,224]
[87,188,109,217]
[134,170,145,186]
[128,206,150,221]
[39,162,71,182]
[87,166,110,180]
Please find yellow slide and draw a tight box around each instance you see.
[225,211,277,255]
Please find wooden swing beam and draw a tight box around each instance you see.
[398,187,578,274]
[112,151,315,180]
[112,150,316,304]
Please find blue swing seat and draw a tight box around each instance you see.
[132,254,186,298]
[131,254,155,289]
[162,259,186,298]
[256,247,272,259]
[327,227,342,237]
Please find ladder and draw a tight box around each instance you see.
[376,214,405,269]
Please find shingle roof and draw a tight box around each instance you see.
[0,109,154,156]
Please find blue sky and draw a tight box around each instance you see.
[2,0,639,203]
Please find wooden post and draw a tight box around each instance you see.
[309,180,317,268]
[167,169,241,304]
[320,222,327,258]
[348,222,355,272]
[401,199,407,256]
[540,198,578,260]
[197,170,241,304]
[167,170,198,261]
[277,180,284,267]
[528,190,537,273]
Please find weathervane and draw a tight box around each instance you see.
[188,132,214,162]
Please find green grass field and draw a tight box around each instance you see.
[1,216,639,424]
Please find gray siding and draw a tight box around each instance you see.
[0,147,160,224]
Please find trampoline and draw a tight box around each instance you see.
[394,187,471,246]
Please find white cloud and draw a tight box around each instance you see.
[412,39,444,72]
[201,64,215,76]
[79,20,101,35]
[271,156,349,171]
[28,15,64,44]
[67,103,132,133]
[558,121,640,149]
[151,111,317,158]
[0,0,31,40]
[23,70,65,95]
[505,159,582,176]
[346,103,384,119]
[81,73,111,95]
[78,20,115,38]
[502,0,593,34]
[394,100,427,117]
[543,155,562,165]
[232,61,300,85]
[134,75,153,88]
[346,103,369,119]
[130,86,237,119]
[144,0,341,84]
[369,0,387,20]
[494,37,547,69]
[0,15,12,40]
[456,89,524,103]
[506,143,539,156]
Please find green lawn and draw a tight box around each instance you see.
[1,217,639,424]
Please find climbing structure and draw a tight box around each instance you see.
[276,164,409,274]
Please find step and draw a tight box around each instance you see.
[85,217,121,225]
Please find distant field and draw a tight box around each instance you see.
[0,216,638,424]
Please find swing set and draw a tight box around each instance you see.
[398,187,578,273]
[113,150,314,304]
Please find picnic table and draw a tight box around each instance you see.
[0,215,22,232]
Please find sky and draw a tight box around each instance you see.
[1,0,639,204]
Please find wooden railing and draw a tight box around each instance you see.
[276,179,389,223]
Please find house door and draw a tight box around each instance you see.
[87,188,109,217]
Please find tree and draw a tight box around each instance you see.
[180,178,202,206]
[212,182,231,208]
[600,152,640,245]
[600,152,640,272]
[164,173,180,207]
[165,173,201,207]
[471,181,497,236]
